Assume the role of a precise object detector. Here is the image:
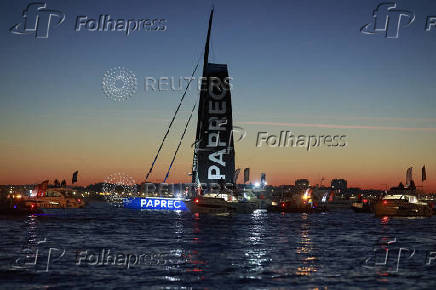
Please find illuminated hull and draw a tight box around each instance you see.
[123,197,189,212]
[351,202,374,213]
[186,196,260,214]
[23,198,86,209]
[186,196,233,214]
[375,200,432,217]
[22,188,86,209]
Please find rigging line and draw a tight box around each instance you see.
[144,60,200,182]
[163,93,198,183]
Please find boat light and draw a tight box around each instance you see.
[281,202,286,208]
[363,199,368,203]
[303,189,310,200]
[194,198,200,204]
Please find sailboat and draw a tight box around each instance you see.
[185,8,257,214]
[124,9,257,214]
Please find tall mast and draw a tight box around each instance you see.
[193,8,214,185]
[203,9,214,73]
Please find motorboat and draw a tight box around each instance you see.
[374,194,432,217]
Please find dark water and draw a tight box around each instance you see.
[1,202,435,289]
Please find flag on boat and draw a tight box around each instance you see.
[72,170,79,184]
[32,180,49,197]
[261,173,266,186]
[243,168,250,184]
[422,166,426,182]
[406,167,413,187]
[234,168,240,184]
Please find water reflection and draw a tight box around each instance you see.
[13,214,44,269]
[295,213,317,276]
[184,213,206,277]
[244,210,269,272]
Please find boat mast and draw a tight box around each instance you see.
[203,8,214,72]
[193,8,214,187]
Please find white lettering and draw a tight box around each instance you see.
[207,133,226,147]
[208,165,225,180]
[209,149,226,166]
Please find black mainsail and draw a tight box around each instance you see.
[192,9,235,187]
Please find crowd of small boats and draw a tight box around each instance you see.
[1,185,435,218]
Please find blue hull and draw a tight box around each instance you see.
[123,197,189,211]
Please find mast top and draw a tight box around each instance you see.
[203,8,214,70]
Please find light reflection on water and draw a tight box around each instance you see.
[244,210,269,272]
[295,213,317,277]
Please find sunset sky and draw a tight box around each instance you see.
[1,0,436,191]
